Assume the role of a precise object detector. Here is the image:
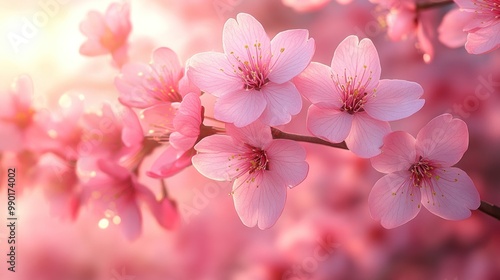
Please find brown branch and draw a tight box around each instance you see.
[271,128,348,150]
[416,0,454,10]
[478,200,500,220]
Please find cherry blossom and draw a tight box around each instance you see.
[369,114,480,228]
[36,154,81,221]
[439,0,500,54]
[37,94,85,161]
[192,121,309,229]
[0,75,44,152]
[187,13,315,127]
[294,35,424,158]
[115,47,198,109]
[370,0,435,62]
[438,8,473,49]
[80,159,178,240]
[79,2,132,67]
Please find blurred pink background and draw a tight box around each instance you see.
[0,0,499,279]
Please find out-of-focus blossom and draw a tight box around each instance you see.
[80,159,178,240]
[36,154,81,221]
[32,94,86,220]
[371,0,435,62]
[439,0,500,54]
[0,75,44,152]
[115,47,197,109]
[369,114,480,228]
[79,2,132,67]
[294,35,424,158]
[192,121,309,229]
[187,13,315,127]
[37,94,85,161]
[145,92,205,178]
[79,104,143,165]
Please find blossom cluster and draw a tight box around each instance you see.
[2,1,490,241]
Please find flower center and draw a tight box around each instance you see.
[409,156,434,187]
[12,108,35,129]
[332,65,375,114]
[100,26,124,52]
[340,90,368,114]
[248,146,269,174]
[229,42,272,91]
[474,0,500,16]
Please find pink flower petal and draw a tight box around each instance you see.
[147,146,195,178]
[364,79,424,121]
[115,63,153,108]
[465,21,500,54]
[368,171,421,229]
[331,35,381,93]
[97,159,130,182]
[170,132,197,152]
[0,93,15,118]
[438,9,470,48]
[307,105,353,143]
[117,199,142,240]
[293,62,342,108]
[268,29,315,84]
[151,47,182,77]
[225,121,273,149]
[0,123,23,151]
[169,92,202,151]
[104,2,131,35]
[282,0,331,13]
[371,131,417,173]
[187,52,242,97]
[192,135,247,181]
[345,113,391,158]
[232,173,287,229]
[121,107,143,148]
[173,93,202,138]
[214,90,267,127]
[266,139,309,187]
[137,184,179,230]
[416,114,468,166]
[79,11,105,37]
[178,75,200,97]
[223,13,271,67]
[140,104,177,140]
[12,75,34,109]
[79,39,107,56]
[259,81,302,126]
[420,167,480,220]
[111,45,128,67]
[454,0,478,10]
[386,8,416,41]
[463,14,495,31]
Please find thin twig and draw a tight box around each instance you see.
[478,200,500,220]
[416,0,454,10]
[161,179,169,200]
[271,128,348,150]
